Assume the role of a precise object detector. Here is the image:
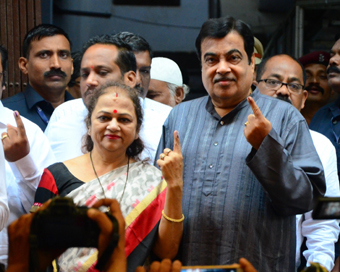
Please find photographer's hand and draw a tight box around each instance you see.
[7,200,64,272]
[89,198,126,272]
[135,259,182,272]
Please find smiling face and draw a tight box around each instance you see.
[89,90,138,155]
[19,35,73,96]
[200,31,254,113]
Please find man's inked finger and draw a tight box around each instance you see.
[173,130,182,154]
[13,111,27,137]
[247,97,263,118]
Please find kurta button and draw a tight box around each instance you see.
[333,120,338,125]
[214,142,218,146]
[220,121,224,125]
[209,164,213,169]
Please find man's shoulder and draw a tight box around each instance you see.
[2,93,26,108]
[172,96,209,114]
[310,130,334,150]
[52,98,86,119]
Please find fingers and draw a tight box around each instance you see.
[135,267,146,272]
[173,131,181,154]
[148,259,181,272]
[13,111,27,138]
[87,208,113,235]
[239,257,257,272]
[171,260,182,272]
[247,97,263,118]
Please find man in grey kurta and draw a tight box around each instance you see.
[156,16,326,272]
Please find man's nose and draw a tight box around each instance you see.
[85,72,98,88]
[216,60,230,75]
[50,54,61,69]
[276,84,290,96]
[329,54,340,67]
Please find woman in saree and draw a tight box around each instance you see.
[33,82,183,272]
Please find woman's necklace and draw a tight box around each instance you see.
[90,151,130,205]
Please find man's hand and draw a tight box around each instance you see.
[135,259,182,272]
[2,111,30,162]
[239,258,257,272]
[244,97,272,150]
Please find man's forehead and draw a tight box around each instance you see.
[30,35,70,50]
[134,50,151,66]
[305,63,327,72]
[264,56,303,81]
[201,32,245,53]
[331,39,340,52]
[82,44,119,66]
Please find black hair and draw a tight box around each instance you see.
[256,54,307,85]
[83,81,144,160]
[82,34,137,76]
[116,32,153,58]
[68,51,82,87]
[195,16,254,64]
[0,45,8,86]
[23,24,71,59]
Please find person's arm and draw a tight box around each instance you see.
[245,98,325,216]
[153,131,183,260]
[4,111,56,212]
[302,137,340,271]
[6,198,126,272]
[0,142,9,231]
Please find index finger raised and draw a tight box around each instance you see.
[13,111,27,137]
[247,97,263,118]
[173,130,182,154]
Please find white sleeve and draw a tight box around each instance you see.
[0,143,9,231]
[8,121,56,213]
[302,134,340,271]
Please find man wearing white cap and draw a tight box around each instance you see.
[147,57,190,107]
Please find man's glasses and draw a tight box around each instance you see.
[258,79,304,94]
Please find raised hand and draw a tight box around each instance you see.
[2,111,30,162]
[157,131,183,188]
[244,97,272,150]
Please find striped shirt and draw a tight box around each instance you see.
[156,89,325,272]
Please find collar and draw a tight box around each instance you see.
[205,89,256,120]
[24,84,46,110]
[24,84,74,110]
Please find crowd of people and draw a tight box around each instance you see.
[0,14,339,272]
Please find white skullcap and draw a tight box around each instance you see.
[151,57,183,86]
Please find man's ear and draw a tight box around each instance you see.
[123,71,137,89]
[175,87,184,105]
[18,57,29,75]
[250,54,255,72]
[301,90,308,110]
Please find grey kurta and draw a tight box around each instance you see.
[156,89,325,272]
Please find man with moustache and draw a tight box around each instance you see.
[299,51,332,124]
[256,54,340,271]
[310,37,340,181]
[156,16,325,272]
[45,33,171,163]
[2,24,74,131]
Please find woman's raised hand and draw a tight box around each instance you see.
[157,131,183,187]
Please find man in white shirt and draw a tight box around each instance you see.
[256,54,340,271]
[0,45,56,267]
[45,33,171,162]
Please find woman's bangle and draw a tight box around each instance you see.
[162,210,184,223]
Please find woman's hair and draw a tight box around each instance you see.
[82,82,144,160]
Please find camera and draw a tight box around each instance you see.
[30,197,119,249]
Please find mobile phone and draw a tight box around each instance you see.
[181,264,242,272]
[312,197,340,219]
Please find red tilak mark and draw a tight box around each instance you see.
[113,110,117,113]
[90,65,94,69]
[116,93,118,97]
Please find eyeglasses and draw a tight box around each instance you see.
[258,79,304,94]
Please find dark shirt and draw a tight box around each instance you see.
[310,97,340,179]
[2,84,74,131]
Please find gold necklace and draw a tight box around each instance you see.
[90,152,130,206]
